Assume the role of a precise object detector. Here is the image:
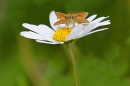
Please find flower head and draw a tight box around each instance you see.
[20,11,110,44]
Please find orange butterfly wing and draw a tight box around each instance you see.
[75,18,89,24]
[76,12,88,18]
[53,19,66,26]
[55,12,66,19]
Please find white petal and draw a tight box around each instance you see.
[78,23,97,38]
[91,16,109,24]
[37,24,55,37]
[78,28,108,38]
[49,11,59,31]
[66,24,83,41]
[87,14,97,22]
[20,31,44,40]
[95,20,111,28]
[78,16,109,38]
[21,31,57,42]
[36,40,63,44]
[22,23,55,38]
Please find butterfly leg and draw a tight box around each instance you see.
[73,24,75,28]
[64,23,67,28]
[72,21,76,28]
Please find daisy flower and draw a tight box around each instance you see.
[20,11,110,44]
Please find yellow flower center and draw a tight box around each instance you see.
[53,28,72,42]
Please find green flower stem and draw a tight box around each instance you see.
[66,44,79,86]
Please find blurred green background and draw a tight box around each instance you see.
[0,0,130,86]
